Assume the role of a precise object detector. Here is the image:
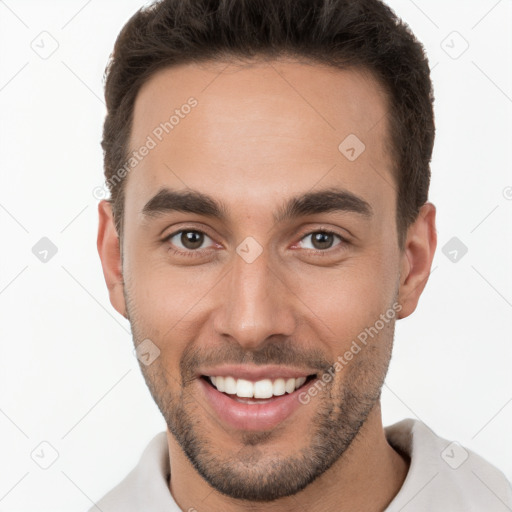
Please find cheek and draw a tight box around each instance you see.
[127,247,213,314]
[290,254,398,346]
[124,255,220,356]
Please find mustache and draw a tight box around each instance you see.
[180,338,333,384]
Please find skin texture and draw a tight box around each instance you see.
[97,58,437,512]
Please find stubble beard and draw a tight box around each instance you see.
[124,287,395,501]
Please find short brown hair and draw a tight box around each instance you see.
[102,0,435,250]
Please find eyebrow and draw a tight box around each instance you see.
[141,187,373,224]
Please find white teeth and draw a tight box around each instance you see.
[285,378,295,394]
[207,375,310,399]
[224,376,237,394]
[295,376,306,389]
[236,378,254,398]
[215,376,225,392]
[254,379,273,399]
[273,378,286,396]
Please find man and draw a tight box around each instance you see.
[93,0,512,510]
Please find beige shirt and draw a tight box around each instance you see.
[89,418,512,511]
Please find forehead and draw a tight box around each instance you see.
[125,58,394,224]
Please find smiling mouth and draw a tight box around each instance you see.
[201,374,317,403]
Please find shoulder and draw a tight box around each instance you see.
[88,431,177,512]
[385,419,512,511]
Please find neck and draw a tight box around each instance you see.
[167,403,410,512]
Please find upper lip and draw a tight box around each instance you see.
[198,364,318,381]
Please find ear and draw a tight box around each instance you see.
[397,202,437,319]
[97,200,128,318]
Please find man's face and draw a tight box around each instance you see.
[113,59,407,499]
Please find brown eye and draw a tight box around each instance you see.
[180,231,204,250]
[299,231,342,251]
[312,232,334,250]
[166,230,213,252]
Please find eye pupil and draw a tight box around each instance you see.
[312,232,334,250]
[181,231,204,249]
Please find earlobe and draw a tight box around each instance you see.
[397,202,437,319]
[97,200,128,318]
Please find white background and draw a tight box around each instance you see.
[0,1,511,510]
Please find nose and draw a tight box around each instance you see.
[212,247,296,350]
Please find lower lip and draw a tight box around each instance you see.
[199,377,314,431]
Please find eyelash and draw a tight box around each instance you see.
[163,227,348,259]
